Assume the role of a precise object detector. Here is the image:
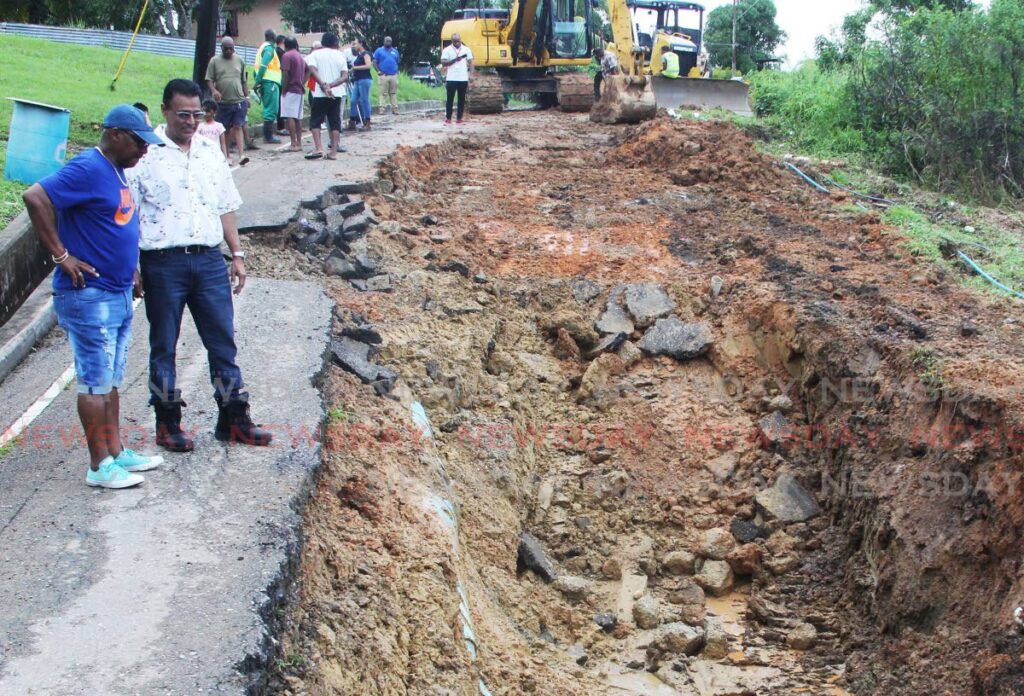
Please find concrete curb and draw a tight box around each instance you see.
[0,280,56,385]
[0,211,52,327]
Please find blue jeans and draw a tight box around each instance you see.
[350,79,373,122]
[53,286,133,395]
[139,246,244,405]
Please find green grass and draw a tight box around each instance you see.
[0,35,197,146]
[0,436,19,460]
[0,35,445,226]
[0,142,25,225]
[910,347,946,391]
[881,203,1024,299]
[367,73,445,105]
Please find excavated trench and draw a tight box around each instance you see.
[248,113,1024,695]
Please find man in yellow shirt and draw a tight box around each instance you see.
[661,47,680,79]
[254,28,283,143]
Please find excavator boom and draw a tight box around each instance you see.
[593,0,751,122]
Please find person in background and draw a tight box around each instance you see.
[373,36,400,116]
[133,102,152,126]
[279,37,307,152]
[594,47,620,76]
[306,40,322,110]
[196,98,230,161]
[128,79,273,451]
[22,105,165,489]
[205,36,251,166]
[275,34,288,134]
[347,37,374,131]
[305,32,348,160]
[440,34,474,125]
[661,46,680,79]
[254,28,283,144]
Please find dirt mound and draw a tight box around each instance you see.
[609,116,787,192]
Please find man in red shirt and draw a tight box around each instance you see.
[279,37,307,152]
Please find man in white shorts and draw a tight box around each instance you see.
[279,37,307,152]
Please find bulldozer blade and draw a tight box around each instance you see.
[651,77,752,116]
[590,74,658,125]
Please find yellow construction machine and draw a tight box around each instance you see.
[440,0,599,114]
[593,0,752,123]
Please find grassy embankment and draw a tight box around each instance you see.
[0,34,444,226]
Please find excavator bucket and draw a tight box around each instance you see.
[590,74,658,124]
[650,76,752,115]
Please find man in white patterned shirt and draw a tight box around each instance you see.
[128,78,272,451]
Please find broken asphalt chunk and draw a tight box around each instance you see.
[624,283,676,327]
[517,532,556,583]
[638,317,713,360]
[330,337,394,386]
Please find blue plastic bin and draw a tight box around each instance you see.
[4,98,71,185]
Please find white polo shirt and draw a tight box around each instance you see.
[127,125,242,250]
[441,44,474,82]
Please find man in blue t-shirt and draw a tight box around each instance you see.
[372,36,401,115]
[22,104,165,490]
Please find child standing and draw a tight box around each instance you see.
[195,99,236,163]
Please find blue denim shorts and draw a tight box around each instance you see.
[53,287,133,395]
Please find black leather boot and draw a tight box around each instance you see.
[215,392,273,446]
[154,390,194,452]
[263,120,281,144]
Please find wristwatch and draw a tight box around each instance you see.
[232,250,246,259]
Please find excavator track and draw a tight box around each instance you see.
[467,74,504,114]
[555,73,595,113]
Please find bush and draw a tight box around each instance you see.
[748,63,868,157]
[851,1,1024,201]
[752,0,1024,202]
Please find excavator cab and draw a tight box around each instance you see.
[440,0,599,113]
[629,0,706,76]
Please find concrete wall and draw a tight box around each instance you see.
[0,212,51,327]
[230,0,324,49]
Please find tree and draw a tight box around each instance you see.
[704,0,785,74]
[814,0,976,71]
[280,0,461,67]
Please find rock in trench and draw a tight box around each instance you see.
[786,622,817,650]
[662,550,696,576]
[657,622,705,655]
[571,278,602,304]
[633,594,663,629]
[553,575,593,601]
[698,527,737,561]
[703,617,730,659]
[585,332,627,360]
[694,559,734,597]
[754,473,820,523]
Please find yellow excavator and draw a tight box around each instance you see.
[596,0,752,123]
[440,0,599,114]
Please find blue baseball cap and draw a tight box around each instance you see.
[102,104,165,146]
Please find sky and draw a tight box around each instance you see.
[700,0,989,68]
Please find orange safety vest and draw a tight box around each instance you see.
[254,43,282,84]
